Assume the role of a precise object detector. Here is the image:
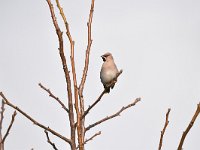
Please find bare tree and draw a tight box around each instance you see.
[0,0,141,149]
[0,1,200,150]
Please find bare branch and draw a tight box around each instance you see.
[55,0,73,44]
[82,90,106,120]
[0,92,71,144]
[84,131,101,145]
[0,100,5,150]
[76,131,101,149]
[177,103,200,150]
[82,70,123,119]
[46,0,75,149]
[158,108,171,150]
[38,83,69,113]
[2,111,17,143]
[78,0,95,145]
[79,0,95,99]
[85,98,141,132]
[44,130,58,150]
[0,100,5,138]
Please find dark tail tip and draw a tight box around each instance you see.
[105,87,110,93]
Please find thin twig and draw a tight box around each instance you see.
[38,83,69,113]
[46,0,75,149]
[79,0,95,114]
[79,0,95,100]
[85,98,141,132]
[76,131,101,149]
[84,131,101,145]
[44,130,58,150]
[0,92,71,144]
[55,0,73,44]
[158,108,171,150]
[2,111,17,143]
[177,103,200,150]
[82,70,123,119]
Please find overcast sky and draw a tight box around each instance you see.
[1,0,200,149]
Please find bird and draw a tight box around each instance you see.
[100,52,119,93]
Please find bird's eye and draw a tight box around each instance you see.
[102,57,106,61]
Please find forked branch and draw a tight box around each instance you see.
[85,98,141,132]
[46,0,75,148]
[55,0,73,44]
[0,92,71,144]
[38,83,69,113]
[79,0,95,96]
[54,0,84,149]
[177,103,200,150]
[76,131,101,149]
[158,108,171,150]
[44,130,58,150]
[0,100,17,150]
[84,131,101,145]
[78,0,95,145]
[1,111,17,144]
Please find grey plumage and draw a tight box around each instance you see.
[100,52,119,93]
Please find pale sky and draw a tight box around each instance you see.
[0,0,200,149]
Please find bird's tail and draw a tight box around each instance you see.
[105,87,110,93]
[103,84,110,93]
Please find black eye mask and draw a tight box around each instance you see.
[102,57,106,61]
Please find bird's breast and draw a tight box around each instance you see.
[100,69,117,84]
